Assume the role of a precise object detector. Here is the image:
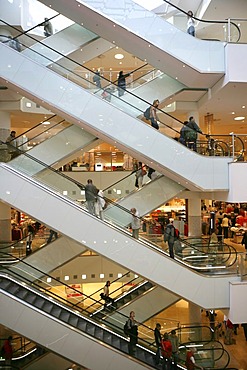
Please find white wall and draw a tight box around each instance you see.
[229,281,247,323]
[227,162,247,202]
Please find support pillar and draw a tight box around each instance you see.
[187,198,201,237]
[189,302,202,341]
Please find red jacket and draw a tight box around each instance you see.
[185,351,195,370]
[3,339,13,359]
[161,339,172,358]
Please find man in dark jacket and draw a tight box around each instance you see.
[185,116,202,151]
[85,179,98,215]
[154,323,162,365]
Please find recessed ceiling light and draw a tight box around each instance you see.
[231,112,235,114]
[43,121,50,125]
[242,105,245,109]
[234,116,245,121]
[115,53,124,60]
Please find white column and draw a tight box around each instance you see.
[188,198,201,237]
[188,302,202,341]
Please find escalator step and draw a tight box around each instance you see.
[50,306,62,318]
[77,319,87,331]
[25,292,37,305]
[85,322,95,336]
[34,297,46,309]
[0,278,12,291]
[42,301,54,314]
[68,315,79,327]
[15,288,28,300]
[94,327,104,340]
[7,284,20,296]
[103,331,112,344]
[59,311,71,323]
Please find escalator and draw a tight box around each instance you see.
[0,262,232,370]
[0,163,240,309]
[0,273,155,369]
[0,41,232,191]
[37,0,226,87]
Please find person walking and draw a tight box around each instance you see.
[2,336,13,367]
[26,224,34,256]
[93,70,102,89]
[47,229,58,243]
[154,323,162,365]
[130,208,141,239]
[150,99,160,130]
[161,333,172,370]
[187,10,196,37]
[222,214,230,240]
[185,116,202,151]
[117,70,131,97]
[43,17,53,37]
[127,311,138,356]
[164,218,176,259]
[85,179,98,215]
[135,162,146,188]
[100,280,115,309]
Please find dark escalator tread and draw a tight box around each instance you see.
[94,327,104,340]
[15,287,28,300]
[42,301,54,314]
[34,297,46,309]
[111,336,121,350]
[25,292,37,304]
[0,278,12,290]
[85,322,96,336]
[77,319,87,331]
[103,331,113,344]
[59,311,71,323]
[50,306,63,318]
[68,316,79,327]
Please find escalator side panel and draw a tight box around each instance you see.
[0,44,231,191]
[0,164,239,309]
[0,291,149,370]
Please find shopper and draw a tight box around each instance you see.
[6,130,18,159]
[150,99,160,130]
[2,336,13,367]
[185,347,203,370]
[169,330,179,369]
[127,311,138,356]
[187,10,196,37]
[130,208,141,239]
[164,218,177,259]
[161,333,172,370]
[47,229,58,244]
[100,280,115,309]
[85,179,98,215]
[222,214,230,239]
[185,116,202,152]
[43,17,53,37]
[117,70,131,97]
[154,323,162,365]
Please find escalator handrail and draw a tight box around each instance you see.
[0,18,190,137]
[0,162,239,274]
[2,18,243,153]
[162,0,241,42]
[0,251,156,342]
